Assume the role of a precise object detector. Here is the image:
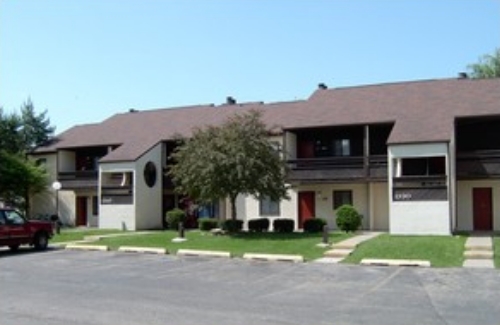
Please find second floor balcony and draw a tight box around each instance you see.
[58,170,99,189]
[456,150,500,179]
[287,155,387,182]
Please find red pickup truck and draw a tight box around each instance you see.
[0,208,54,251]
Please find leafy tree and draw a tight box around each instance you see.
[0,151,48,214]
[467,48,500,79]
[0,99,54,213]
[169,110,289,220]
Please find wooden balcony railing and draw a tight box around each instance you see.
[456,150,500,178]
[58,170,98,180]
[286,155,387,182]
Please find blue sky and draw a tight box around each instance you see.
[1,0,499,133]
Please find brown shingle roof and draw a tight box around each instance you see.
[36,78,500,162]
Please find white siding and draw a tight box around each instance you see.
[388,142,451,235]
[135,142,163,230]
[99,162,136,230]
[391,201,450,235]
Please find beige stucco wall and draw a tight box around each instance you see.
[237,182,388,231]
[239,191,296,230]
[371,182,389,230]
[30,153,58,218]
[58,150,75,172]
[456,180,500,231]
[284,131,296,160]
[298,183,369,230]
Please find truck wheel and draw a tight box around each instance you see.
[9,244,20,251]
[34,232,48,250]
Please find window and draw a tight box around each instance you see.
[333,190,352,209]
[143,161,157,188]
[401,157,446,176]
[35,158,47,167]
[4,210,25,225]
[92,196,99,216]
[259,196,280,216]
[334,139,350,156]
[198,201,219,218]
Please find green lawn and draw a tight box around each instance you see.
[494,237,500,268]
[51,229,128,243]
[89,230,352,261]
[343,234,467,267]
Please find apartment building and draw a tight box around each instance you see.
[31,77,500,234]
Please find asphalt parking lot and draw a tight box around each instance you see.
[1,248,500,325]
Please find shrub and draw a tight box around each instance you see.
[248,218,270,232]
[336,204,362,232]
[198,218,219,231]
[222,219,243,233]
[165,208,186,230]
[273,218,295,233]
[303,218,327,233]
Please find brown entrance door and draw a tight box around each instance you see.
[473,188,493,231]
[298,191,315,228]
[76,197,88,226]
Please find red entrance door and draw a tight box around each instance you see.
[473,188,493,231]
[298,191,315,229]
[76,197,88,226]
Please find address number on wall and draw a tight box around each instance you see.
[394,193,412,201]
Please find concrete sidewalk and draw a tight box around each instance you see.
[463,236,495,268]
[315,231,382,263]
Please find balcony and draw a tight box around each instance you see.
[58,170,98,189]
[392,175,447,201]
[287,155,387,183]
[456,150,500,179]
[101,185,133,205]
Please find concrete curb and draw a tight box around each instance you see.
[65,244,109,252]
[118,246,167,255]
[360,258,430,267]
[243,253,304,263]
[176,249,231,258]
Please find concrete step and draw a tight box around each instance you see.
[465,245,493,252]
[463,250,494,259]
[465,237,492,251]
[463,259,495,268]
[331,243,357,250]
[324,248,353,258]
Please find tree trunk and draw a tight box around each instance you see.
[24,188,30,218]
[230,194,237,220]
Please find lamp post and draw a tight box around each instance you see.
[52,181,61,234]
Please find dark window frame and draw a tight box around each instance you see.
[259,196,280,216]
[92,196,99,216]
[333,190,353,209]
